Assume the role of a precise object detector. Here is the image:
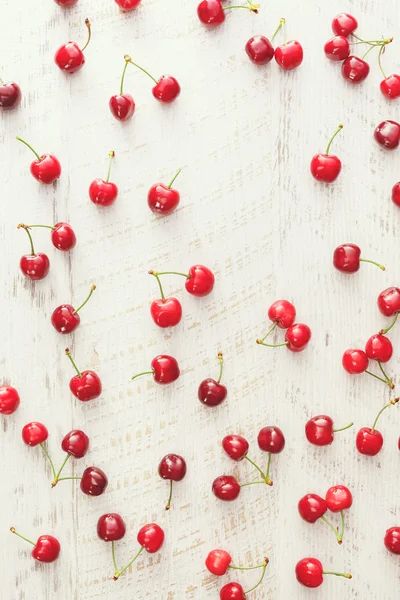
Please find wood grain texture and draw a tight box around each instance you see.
[1,0,400,598]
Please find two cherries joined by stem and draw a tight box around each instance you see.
[54,18,92,74]
[256,299,311,352]
[16,137,61,184]
[298,485,353,545]
[206,549,269,599]
[197,0,259,28]
[245,18,303,71]
[89,152,118,206]
[343,331,395,389]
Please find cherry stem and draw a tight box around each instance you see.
[56,476,82,481]
[167,169,182,189]
[73,285,96,314]
[333,422,353,433]
[16,137,41,162]
[81,18,91,52]
[340,510,345,540]
[131,370,154,381]
[24,224,55,230]
[240,480,266,487]
[378,43,387,78]
[125,56,158,84]
[65,348,82,378]
[359,258,385,271]
[217,352,223,383]
[378,361,392,384]
[256,340,289,348]
[165,480,173,510]
[17,224,35,255]
[258,321,278,343]
[39,443,56,479]
[325,124,343,155]
[223,2,260,13]
[321,515,342,544]
[271,18,285,42]
[360,39,392,61]
[265,453,272,486]
[244,456,267,481]
[148,270,165,301]
[380,312,398,335]
[113,545,144,580]
[323,571,352,580]
[52,454,70,487]
[229,561,266,571]
[152,271,189,279]
[244,558,269,594]
[351,33,375,46]
[365,370,393,388]
[371,398,399,433]
[105,151,115,182]
[120,57,130,94]
[10,528,35,546]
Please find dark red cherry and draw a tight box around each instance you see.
[267,299,296,328]
[365,334,393,363]
[137,523,164,553]
[374,120,400,149]
[384,527,400,554]
[54,19,91,74]
[380,74,400,100]
[51,222,76,251]
[51,285,96,334]
[285,323,311,352]
[22,422,48,446]
[61,430,89,458]
[245,36,274,65]
[332,13,358,37]
[0,385,20,414]
[80,466,108,496]
[341,56,369,84]
[258,426,285,453]
[114,0,142,10]
[158,454,186,481]
[324,36,350,61]
[275,40,303,70]
[10,527,61,563]
[325,485,352,512]
[356,427,383,456]
[66,348,102,401]
[305,415,353,446]
[185,265,214,296]
[205,549,232,576]
[198,352,227,407]
[342,349,368,374]
[212,475,240,501]
[152,355,180,384]
[333,243,360,272]
[220,582,246,600]
[392,182,400,207]
[197,0,225,26]
[0,80,21,110]
[97,514,126,541]
[222,435,249,461]
[298,494,327,523]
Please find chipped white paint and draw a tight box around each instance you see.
[1,0,400,598]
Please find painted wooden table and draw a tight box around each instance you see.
[1,0,400,598]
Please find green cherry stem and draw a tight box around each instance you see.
[81,18,91,53]
[326,124,343,155]
[106,152,115,183]
[359,258,385,270]
[39,443,57,479]
[256,340,289,348]
[340,510,345,540]
[265,453,273,486]
[361,38,392,62]
[380,312,398,335]
[323,571,352,580]
[333,422,353,433]
[56,476,82,482]
[321,516,342,544]
[113,546,144,581]
[16,137,41,161]
[365,370,393,388]
[17,224,35,255]
[244,456,267,481]
[271,18,285,42]
[240,480,266,487]
[217,352,224,383]
[73,285,96,315]
[258,321,278,344]
[378,361,392,384]
[51,454,71,487]
[371,398,399,433]
[125,56,158,84]
[165,480,173,510]
[10,527,35,546]
[131,370,154,381]
[378,43,387,78]
[120,57,130,94]
[148,270,166,301]
[65,348,82,378]
[167,169,182,189]
[244,558,269,594]
[229,560,266,571]
[152,270,189,279]
[112,541,119,575]
[223,2,260,13]
[23,224,55,230]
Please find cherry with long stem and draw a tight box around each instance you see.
[167,169,181,189]
[16,137,41,162]
[81,18,92,52]
[271,18,285,42]
[10,528,35,546]
[325,124,343,155]
[112,543,144,581]
[124,56,158,84]
[380,312,398,335]
[244,558,269,594]
[371,398,399,433]
[66,348,82,378]
[105,152,115,183]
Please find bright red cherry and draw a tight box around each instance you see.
[325,485,352,512]
[378,287,400,317]
[296,557,351,588]
[212,475,240,501]
[392,182,400,207]
[51,285,96,334]
[51,222,76,250]
[10,528,60,563]
[384,527,400,554]
[356,398,399,456]
[22,422,48,446]
[54,19,91,74]
[257,426,285,485]
[61,430,89,458]
[220,583,246,600]
[65,348,102,401]
[80,466,108,495]
[18,223,50,279]
[148,271,182,328]
[298,494,327,523]
[197,0,225,25]
[374,120,400,149]
[222,435,249,461]
[305,415,353,446]
[245,36,274,65]
[158,453,187,510]
[110,56,135,121]
[152,265,215,296]
[0,79,21,110]
[55,0,78,6]
[342,349,368,374]
[275,41,303,70]
[0,385,20,414]
[332,13,358,37]
[89,152,118,206]
[341,56,370,84]
[285,323,311,352]
[311,124,343,183]
[114,0,141,10]
[365,334,393,363]
[131,355,180,385]
[16,136,61,184]
[205,549,232,576]
[97,514,126,542]
[324,36,350,61]
[267,299,296,329]
[198,352,227,407]
[137,523,164,553]
[381,74,400,100]
[148,168,181,215]
[333,243,385,273]
[124,56,180,103]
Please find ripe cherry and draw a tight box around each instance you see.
[97,514,126,542]
[206,549,232,576]
[222,435,249,461]
[296,557,351,588]
[356,398,399,456]
[18,224,50,281]
[65,348,102,401]
[384,527,400,554]
[305,415,353,446]
[198,352,227,407]
[245,36,274,65]
[332,13,358,37]
[333,243,385,273]
[325,485,352,512]
[324,36,350,61]
[257,426,285,486]
[20,222,76,251]
[114,0,142,10]
[158,453,187,510]
[152,265,215,297]
[220,583,246,600]
[89,152,118,206]
[374,120,400,150]
[365,334,393,363]
[212,475,241,501]
[54,18,91,74]
[55,0,78,6]
[10,528,60,563]
[197,0,259,27]
[110,56,136,121]
[381,74,400,100]
[22,422,48,446]
[267,299,296,329]
[0,385,20,414]
[392,182,400,207]
[124,56,180,103]
[80,466,108,496]
[378,287,400,335]
[148,271,182,328]
[148,169,181,215]
[272,19,303,71]
[16,136,61,184]
[342,55,370,84]
[137,523,165,553]
[285,323,311,352]
[310,124,343,183]
[342,349,368,374]
[131,355,180,385]
[61,430,89,459]
[298,494,327,523]
[0,78,21,110]
[51,285,96,334]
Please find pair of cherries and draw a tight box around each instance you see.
[299,485,352,545]
[148,265,215,328]
[342,335,394,390]
[245,19,303,72]
[206,549,269,599]
[256,299,311,352]
[374,120,400,150]
[212,427,285,500]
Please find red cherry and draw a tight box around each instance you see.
[305,415,353,446]
[212,475,240,501]
[332,13,358,37]
[197,0,225,26]
[258,426,285,453]
[51,285,96,334]
[220,582,246,600]
[80,466,108,495]
[342,349,368,374]
[152,75,181,103]
[54,19,91,74]
[341,56,369,84]
[0,80,21,110]
[275,40,303,71]
[66,348,102,401]
[298,494,327,523]
[378,287,400,316]
[206,549,232,576]
[97,514,126,541]
[89,151,118,207]
[296,557,351,588]
[20,253,50,281]
[392,182,400,207]
[137,523,164,553]
[149,271,182,327]
[222,435,249,461]
[380,74,400,100]
[374,120,400,149]
[324,36,350,61]
[61,430,89,458]
[109,94,135,120]
[131,355,180,385]
[0,385,20,415]
[158,453,187,510]
[285,323,311,352]
[245,36,274,65]
[50,222,76,251]
[55,0,78,6]
[267,299,296,329]
[114,0,141,10]
[198,352,227,407]
[17,136,61,184]
[22,422,48,446]
[356,427,383,456]
[148,169,181,215]
[311,124,343,183]
[186,265,214,296]
[384,527,400,554]
[365,334,393,363]
[333,243,384,273]
[10,528,60,563]
[325,485,352,512]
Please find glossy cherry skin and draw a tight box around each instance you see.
[30,155,61,184]
[151,355,180,384]
[54,42,85,74]
[392,183,400,207]
[109,94,135,121]
[51,305,80,334]
[114,0,141,10]
[296,558,323,588]
[97,514,126,542]
[205,549,232,576]
[384,527,400,554]
[89,179,118,207]
[20,253,50,281]
[22,422,48,446]
[212,475,240,501]
[61,430,89,458]
[341,56,369,84]
[32,535,61,563]
[268,299,296,329]
[258,426,285,453]
[342,349,368,374]
[332,13,358,37]
[0,81,21,110]
[198,378,227,407]
[378,287,400,316]
[333,244,360,272]
[325,485,352,512]
[275,41,303,71]
[185,265,214,296]
[365,334,393,363]
[150,298,182,328]
[197,0,225,26]
[158,454,187,481]
[324,36,350,61]
[374,120,400,150]
[285,323,311,352]
[80,466,108,496]
[148,183,180,215]
[245,36,274,65]
[298,494,327,523]
[0,385,20,414]
[220,582,246,600]
[380,75,400,100]
[152,76,181,103]
[305,415,335,446]
[222,434,249,461]
[69,371,102,401]
[356,427,383,456]
[51,222,76,251]
[310,154,341,183]
[137,523,164,553]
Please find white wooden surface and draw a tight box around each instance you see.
[1,0,400,598]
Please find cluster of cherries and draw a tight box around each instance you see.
[256,299,311,353]
[298,485,352,545]
[205,549,269,599]
[244,18,304,72]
